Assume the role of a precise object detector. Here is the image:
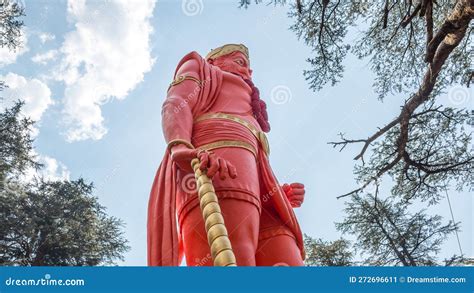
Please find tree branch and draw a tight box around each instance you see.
[401,3,421,28]
[328,116,401,162]
[425,0,433,48]
[425,0,474,63]
[324,0,472,200]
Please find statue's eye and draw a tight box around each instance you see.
[234,59,244,66]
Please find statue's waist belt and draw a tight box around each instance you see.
[198,140,257,158]
[194,112,270,155]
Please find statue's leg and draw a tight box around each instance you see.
[255,232,304,266]
[255,199,304,266]
[180,197,260,266]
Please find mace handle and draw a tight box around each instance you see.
[191,158,237,266]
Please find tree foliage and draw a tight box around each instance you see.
[241,0,473,201]
[0,103,130,266]
[336,194,459,266]
[0,101,39,180]
[304,235,353,266]
[1,178,129,266]
[241,0,473,265]
[0,0,25,91]
[0,0,25,50]
[0,2,129,267]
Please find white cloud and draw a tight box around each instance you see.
[22,154,71,182]
[38,32,56,44]
[0,32,29,66]
[55,0,156,142]
[32,49,58,65]
[0,73,53,124]
[39,155,71,181]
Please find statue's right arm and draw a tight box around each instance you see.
[161,58,201,145]
[161,57,237,178]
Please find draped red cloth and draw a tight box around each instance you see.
[147,151,180,266]
[256,145,304,258]
[147,52,303,266]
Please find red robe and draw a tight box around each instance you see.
[147,52,303,266]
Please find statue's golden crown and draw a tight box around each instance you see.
[205,44,249,63]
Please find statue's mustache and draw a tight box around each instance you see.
[214,62,251,79]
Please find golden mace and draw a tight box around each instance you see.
[191,158,237,266]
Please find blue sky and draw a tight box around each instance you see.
[1,0,472,266]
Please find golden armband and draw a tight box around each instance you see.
[167,75,203,92]
[167,139,195,152]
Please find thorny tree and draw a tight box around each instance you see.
[241,0,473,264]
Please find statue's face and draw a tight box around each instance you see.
[210,51,252,80]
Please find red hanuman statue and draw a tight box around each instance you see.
[147,44,306,266]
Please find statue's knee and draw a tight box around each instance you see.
[230,242,256,266]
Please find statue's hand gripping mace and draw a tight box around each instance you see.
[191,158,237,266]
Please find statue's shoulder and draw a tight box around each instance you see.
[174,51,206,77]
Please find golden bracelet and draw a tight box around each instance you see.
[167,139,195,152]
[167,75,203,92]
